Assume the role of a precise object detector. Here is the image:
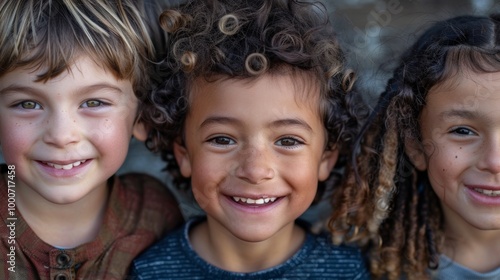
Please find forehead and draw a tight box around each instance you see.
[429,69,500,96]
[0,56,132,94]
[190,72,322,106]
[184,73,325,137]
[423,70,500,123]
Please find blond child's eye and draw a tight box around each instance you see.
[81,100,103,108]
[18,101,42,110]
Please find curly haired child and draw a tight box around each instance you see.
[131,0,369,279]
[329,14,500,279]
[0,1,183,279]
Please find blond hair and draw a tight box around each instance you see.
[0,0,162,97]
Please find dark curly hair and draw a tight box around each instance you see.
[141,0,365,195]
[329,14,500,279]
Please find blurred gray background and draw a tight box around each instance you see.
[328,0,499,105]
[1,0,499,221]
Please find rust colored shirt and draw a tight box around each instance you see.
[0,165,183,280]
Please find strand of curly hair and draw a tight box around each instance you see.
[330,79,444,280]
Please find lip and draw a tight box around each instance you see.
[465,185,500,206]
[35,159,92,178]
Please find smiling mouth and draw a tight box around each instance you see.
[474,188,500,197]
[232,196,278,205]
[44,160,87,170]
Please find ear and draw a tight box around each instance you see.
[404,138,427,171]
[132,120,148,142]
[318,148,339,181]
[173,140,192,178]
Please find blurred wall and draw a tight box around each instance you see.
[327,0,499,104]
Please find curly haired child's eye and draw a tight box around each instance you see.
[451,127,474,135]
[276,137,302,147]
[210,137,235,145]
[81,100,103,108]
[19,101,41,109]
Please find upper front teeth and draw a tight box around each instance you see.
[474,188,500,196]
[46,160,86,170]
[233,196,277,204]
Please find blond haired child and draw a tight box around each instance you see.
[0,1,183,279]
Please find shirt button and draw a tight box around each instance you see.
[54,273,68,280]
[56,253,71,267]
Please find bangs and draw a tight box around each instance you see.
[0,0,153,90]
[441,46,500,83]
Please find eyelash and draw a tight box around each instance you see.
[15,100,42,110]
[275,137,304,148]
[208,136,236,146]
[80,99,109,108]
[207,136,305,149]
[450,127,476,136]
[12,99,109,110]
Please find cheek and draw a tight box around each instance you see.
[427,155,450,190]
[190,159,224,192]
[426,146,464,197]
[0,121,33,164]
[1,140,26,164]
[191,171,222,211]
[86,111,134,138]
[281,156,320,182]
[87,116,134,166]
[192,182,218,211]
[190,155,232,210]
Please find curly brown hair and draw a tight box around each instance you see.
[142,0,366,193]
[329,14,500,279]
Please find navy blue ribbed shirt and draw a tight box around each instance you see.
[131,218,370,280]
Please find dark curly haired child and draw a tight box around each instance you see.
[131,0,369,279]
[329,14,500,279]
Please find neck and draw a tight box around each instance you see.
[15,177,109,249]
[190,218,305,272]
[442,207,500,273]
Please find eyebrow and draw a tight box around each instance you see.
[439,109,477,120]
[269,118,313,132]
[0,83,123,96]
[75,83,124,96]
[200,116,242,128]
[0,85,43,96]
[200,116,313,132]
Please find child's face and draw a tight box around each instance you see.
[174,74,338,242]
[416,70,500,231]
[0,56,146,205]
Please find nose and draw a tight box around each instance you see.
[477,136,500,174]
[235,145,275,184]
[42,110,81,148]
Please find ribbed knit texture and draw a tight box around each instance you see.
[131,218,369,280]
